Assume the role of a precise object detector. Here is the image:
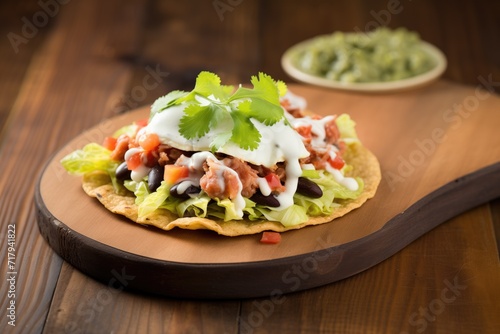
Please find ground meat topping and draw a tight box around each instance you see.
[200,158,241,200]
[110,134,130,161]
[221,157,259,198]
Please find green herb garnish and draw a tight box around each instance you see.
[153,71,287,151]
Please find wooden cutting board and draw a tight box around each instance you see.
[35,81,500,299]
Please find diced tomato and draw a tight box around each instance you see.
[135,118,148,128]
[126,152,142,170]
[265,173,282,191]
[139,133,160,151]
[110,135,130,161]
[164,165,190,184]
[280,99,292,111]
[102,136,117,151]
[260,231,281,244]
[296,124,312,140]
[328,154,345,170]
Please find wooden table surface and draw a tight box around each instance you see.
[1,0,499,333]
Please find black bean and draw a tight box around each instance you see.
[170,183,201,199]
[115,162,131,182]
[250,191,280,207]
[296,177,323,198]
[148,164,164,192]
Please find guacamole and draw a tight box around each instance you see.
[295,27,436,83]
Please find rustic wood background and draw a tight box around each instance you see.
[1,0,499,333]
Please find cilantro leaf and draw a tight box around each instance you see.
[236,98,282,125]
[150,90,188,120]
[179,103,221,139]
[248,99,284,125]
[176,72,234,105]
[172,71,287,151]
[210,131,232,151]
[163,90,188,106]
[193,71,234,101]
[236,100,252,114]
[195,71,221,94]
[230,111,261,150]
[275,80,287,97]
[229,72,286,125]
[230,72,287,104]
[250,72,283,102]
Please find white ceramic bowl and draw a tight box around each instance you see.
[281,37,447,93]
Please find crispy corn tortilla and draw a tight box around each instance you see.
[82,142,380,236]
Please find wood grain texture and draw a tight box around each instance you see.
[1,0,499,333]
[43,262,239,334]
[0,0,148,333]
[241,205,500,334]
[0,1,51,145]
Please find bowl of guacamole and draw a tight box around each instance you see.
[281,27,447,92]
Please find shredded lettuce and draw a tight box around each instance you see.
[124,180,149,205]
[60,143,129,194]
[312,170,364,200]
[124,181,170,217]
[61,143,117,175]
[208,198,243,221]
[336,113,359,143]
[137,181,170,217]
[254,204,309,227]
[125,180,171,217]
[60,123,138,175]
[294,189,335,216]
[173,195,210,218]
[113,123,138,138]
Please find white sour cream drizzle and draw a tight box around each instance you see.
[124,147,151,182]
[257,178,272,196]
[275,147,303,209]
[175,179,198,194]
[285,111,359,192]
[326,166,359,191]
[282,91,307,110]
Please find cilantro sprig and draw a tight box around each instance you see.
[152,71,287,151]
